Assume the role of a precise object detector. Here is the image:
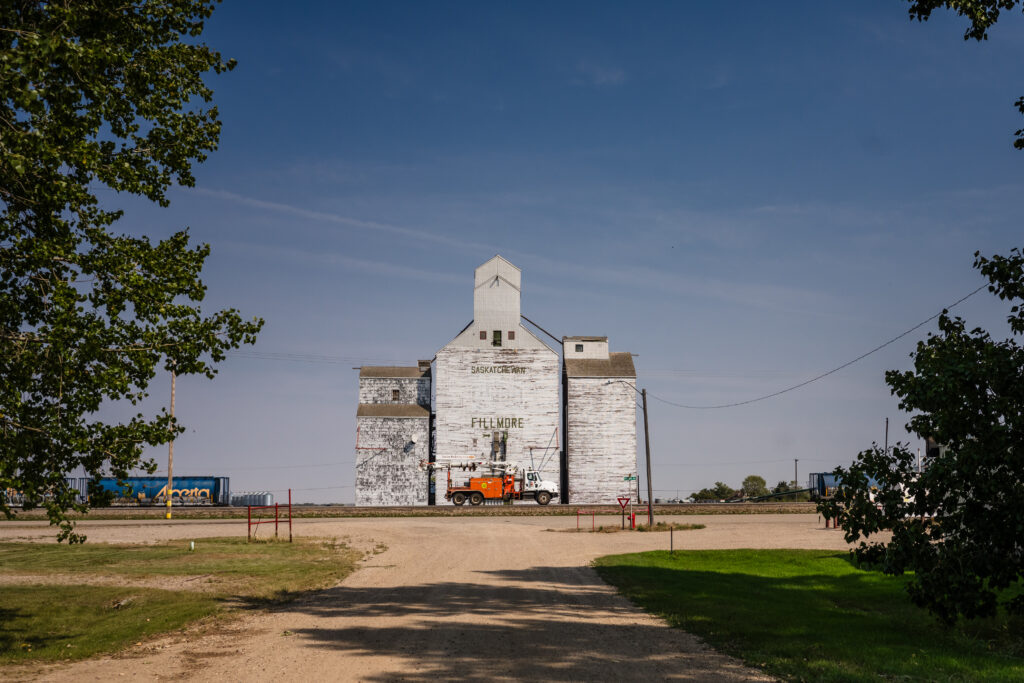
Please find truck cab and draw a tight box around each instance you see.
[521,468,558,505]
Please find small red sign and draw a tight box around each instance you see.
[617,497,630,510]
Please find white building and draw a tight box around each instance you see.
[355,255,637,506]
[562,336,637,504]
[354,363,431,506]
[433,256,561,497]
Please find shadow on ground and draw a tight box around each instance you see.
[230,565,762,682]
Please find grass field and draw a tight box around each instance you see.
[0,537,361,664]
[594,549,1024,682]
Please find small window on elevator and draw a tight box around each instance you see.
[392,389,400,401]
[508,330,515,341]
[575,344,584,353]
[492,330,502,347]
[479,330,487,340]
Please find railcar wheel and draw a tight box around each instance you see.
[452,492,467,506]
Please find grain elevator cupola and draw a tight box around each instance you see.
[474,255,520,346]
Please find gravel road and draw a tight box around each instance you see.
[2,513,856,681]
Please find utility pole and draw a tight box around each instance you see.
[884,417,889,452]
[166,365,175,520]
[642,389,653,527]
[794,458,798,489]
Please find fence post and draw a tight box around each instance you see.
[275,502,279,539]
[288,488,293,543]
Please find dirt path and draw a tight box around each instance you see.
[2,513,855,681]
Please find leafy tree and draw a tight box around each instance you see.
[770,479,810,502]
[820,249,1024,623]
[689,481,738,502]
[688,487,717,502]
[741,474,769,498]
[1,1,262,541]
[904,1,1024,150]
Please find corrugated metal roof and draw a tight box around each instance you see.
[564,352,636,378]
[356,404,431,418]
[359,366,430,378]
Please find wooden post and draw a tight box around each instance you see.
[247,505,251,542]
[166,367,175,520]
[288,489,293,543]
[642,389,653,528]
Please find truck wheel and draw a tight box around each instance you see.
[452,492,467,506]
[536,491,551,506]
[469,492,484,506]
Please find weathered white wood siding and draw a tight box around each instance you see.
[355,373,431,506]
[355,416,429,506]
[359,377,430,406]
[566,378,637,504]
[433,347,560,500]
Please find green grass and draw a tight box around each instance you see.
[0,585,217,663]
[0,537,361,663]
[593,549,1024,682]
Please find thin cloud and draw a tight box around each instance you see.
[195,188,832,316]
[221,240,465,286]
[574,61,627,87]
[189,187,497,254]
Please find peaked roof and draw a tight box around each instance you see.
[474,255,521,290]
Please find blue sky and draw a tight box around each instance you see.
[105,1,1023,502]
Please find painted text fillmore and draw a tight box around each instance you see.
[471,417,524,429]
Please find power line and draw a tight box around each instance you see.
[266,485,353,492]
[232,350,407,365]
[521,314,561,344]
[647,283,988,410]
[149,461,353,475]
[654,458,794,467]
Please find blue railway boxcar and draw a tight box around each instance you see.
[808,472,880,500]
[79,476,231,506]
